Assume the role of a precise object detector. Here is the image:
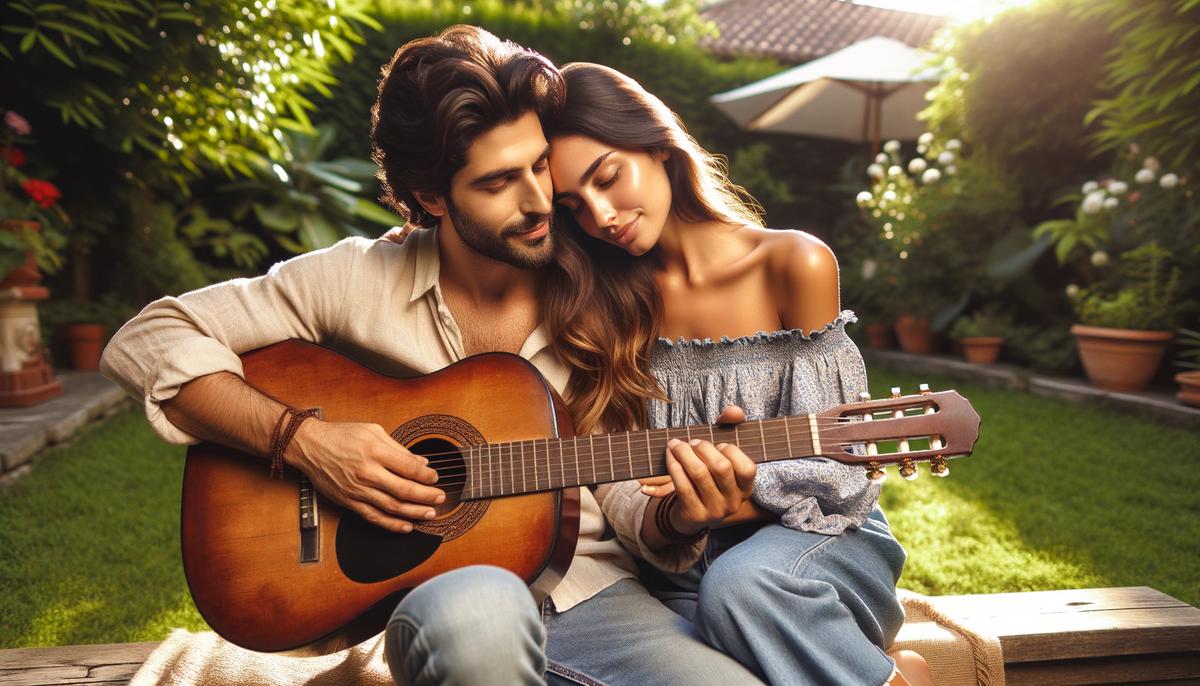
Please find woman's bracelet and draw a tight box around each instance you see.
[655,492,709,545]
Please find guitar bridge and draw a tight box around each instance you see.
[299,407,322,564]
[299,473,320,563]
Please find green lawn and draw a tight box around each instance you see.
[1,368,1197,648]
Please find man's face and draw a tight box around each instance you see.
[444,111,555,270]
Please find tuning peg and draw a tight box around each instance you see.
[930,456,950,478]
[890,387,902,398]
[898,458,917,480]
[859,391,872,402]
[919,383,931,395]
[865,462,887,482]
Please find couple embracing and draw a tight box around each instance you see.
[101,24,929,686]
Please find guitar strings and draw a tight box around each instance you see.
[422,438,939,493]
[386,414,932,466]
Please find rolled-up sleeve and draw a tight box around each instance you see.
[99,238,362,444]
[594,480,707,574]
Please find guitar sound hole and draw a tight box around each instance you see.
[409,437,465,517]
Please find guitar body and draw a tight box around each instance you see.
[181,340,579,654]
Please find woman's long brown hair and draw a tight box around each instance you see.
[543,63,764,434]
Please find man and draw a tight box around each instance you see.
[101,25,760,685]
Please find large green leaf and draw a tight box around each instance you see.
[304,164,362,194]
[985,230,1052,281]
[298,214,340,250]
[251,203,300,232]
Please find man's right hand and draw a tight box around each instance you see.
[289,419,445,533]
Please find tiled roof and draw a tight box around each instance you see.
[699,0,947,64]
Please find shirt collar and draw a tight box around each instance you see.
[408,227,441,303]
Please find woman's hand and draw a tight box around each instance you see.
[640,405,747,500]
[656,437,757,536]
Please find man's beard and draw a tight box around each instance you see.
[446,199,555,270]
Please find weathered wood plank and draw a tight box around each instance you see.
[1006,652,1200,685]
[930,587,1200,663]
[0,642,158,686]
[933,586,1191,617]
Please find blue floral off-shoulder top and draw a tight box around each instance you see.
[648,310,880,535]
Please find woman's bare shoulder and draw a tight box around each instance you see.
[746,228,839,281]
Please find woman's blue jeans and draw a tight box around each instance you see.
[384,506,905,685]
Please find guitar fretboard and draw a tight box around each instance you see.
[460,415,820,500]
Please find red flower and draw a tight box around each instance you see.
[1,147,26,167]
[21,179,61,209]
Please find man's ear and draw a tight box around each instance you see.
[413,190,447,218]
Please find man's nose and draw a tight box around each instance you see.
[520,172,553,217]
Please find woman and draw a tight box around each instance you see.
[543,62,931,686]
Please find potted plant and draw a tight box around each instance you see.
[1068,243,1180,392]
[950,307,1012,364]
[39,296,131,371]
[1174,325,1200,407]
[1,111,67,284]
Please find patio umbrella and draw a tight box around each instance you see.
[710,36,942,152]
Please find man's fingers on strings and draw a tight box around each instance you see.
[354,501,415,534]
[368,469,445,506]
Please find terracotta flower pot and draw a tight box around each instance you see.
[1176,371,1200,407]
[894,315,934,354]
[960,336,1004,364]
[1070,324,1173,393]
[65,323,106,371]
[864,322,895,350]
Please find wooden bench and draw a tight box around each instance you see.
[2,587,1198,685]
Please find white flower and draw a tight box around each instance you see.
[946,139,962,151]
[908,158,928,174]
[875,153,889,164]
[1160,173,1179,188]
[882,190,898,202]
[1135,168,1156,184]
[862,259,878,280]
[944,165,957,176]
[1081,181,1099,194]
[883,139,901,154]
[1103,196,1119,210]
[937,151,955,165]
[1065,284,1080,298]
[958,71,970,82]
[1143,156,1161,172]
[867,163,885,179]
[917,144,928,155]
[1091,250,1109,267]
[1108,181,1127,195]
[918,132,934,145]
[922,168,942,184]
[856,191,873,206]
[1081,191,1105,214]
[888,165,903,178]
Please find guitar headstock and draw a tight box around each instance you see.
[816,384,980,481]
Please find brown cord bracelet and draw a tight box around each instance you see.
[269,407,320,477]
[655,492,709,545]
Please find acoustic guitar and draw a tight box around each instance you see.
[181,339,980,654]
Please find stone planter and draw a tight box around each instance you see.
[961,336,1004,365]
[894,315,934,354]
[0,221,62,407]
[65,323,106,371]
[1070,324,1173,393]
[1175,371,1200,407]
[864,322,895,350]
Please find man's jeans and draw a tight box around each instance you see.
[384,506,905,685]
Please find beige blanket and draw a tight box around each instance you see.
[132,590,1004,685]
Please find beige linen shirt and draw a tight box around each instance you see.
[100,228,684,610]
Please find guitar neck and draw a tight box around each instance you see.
[460,416,815,500]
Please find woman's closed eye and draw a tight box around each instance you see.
[597,168,620,189]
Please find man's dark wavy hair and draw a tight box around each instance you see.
[370,25,565,228]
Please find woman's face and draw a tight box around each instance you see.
[548,134,672,256]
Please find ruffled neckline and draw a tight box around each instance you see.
[655,310,857,350]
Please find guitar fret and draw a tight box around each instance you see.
[758,421,767,461]
[626,432,633,478]
[607,433,614,481]
[783,417,792,457]
[554,439,562,491]
[589,434,596,485]
[645,430,652,476]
